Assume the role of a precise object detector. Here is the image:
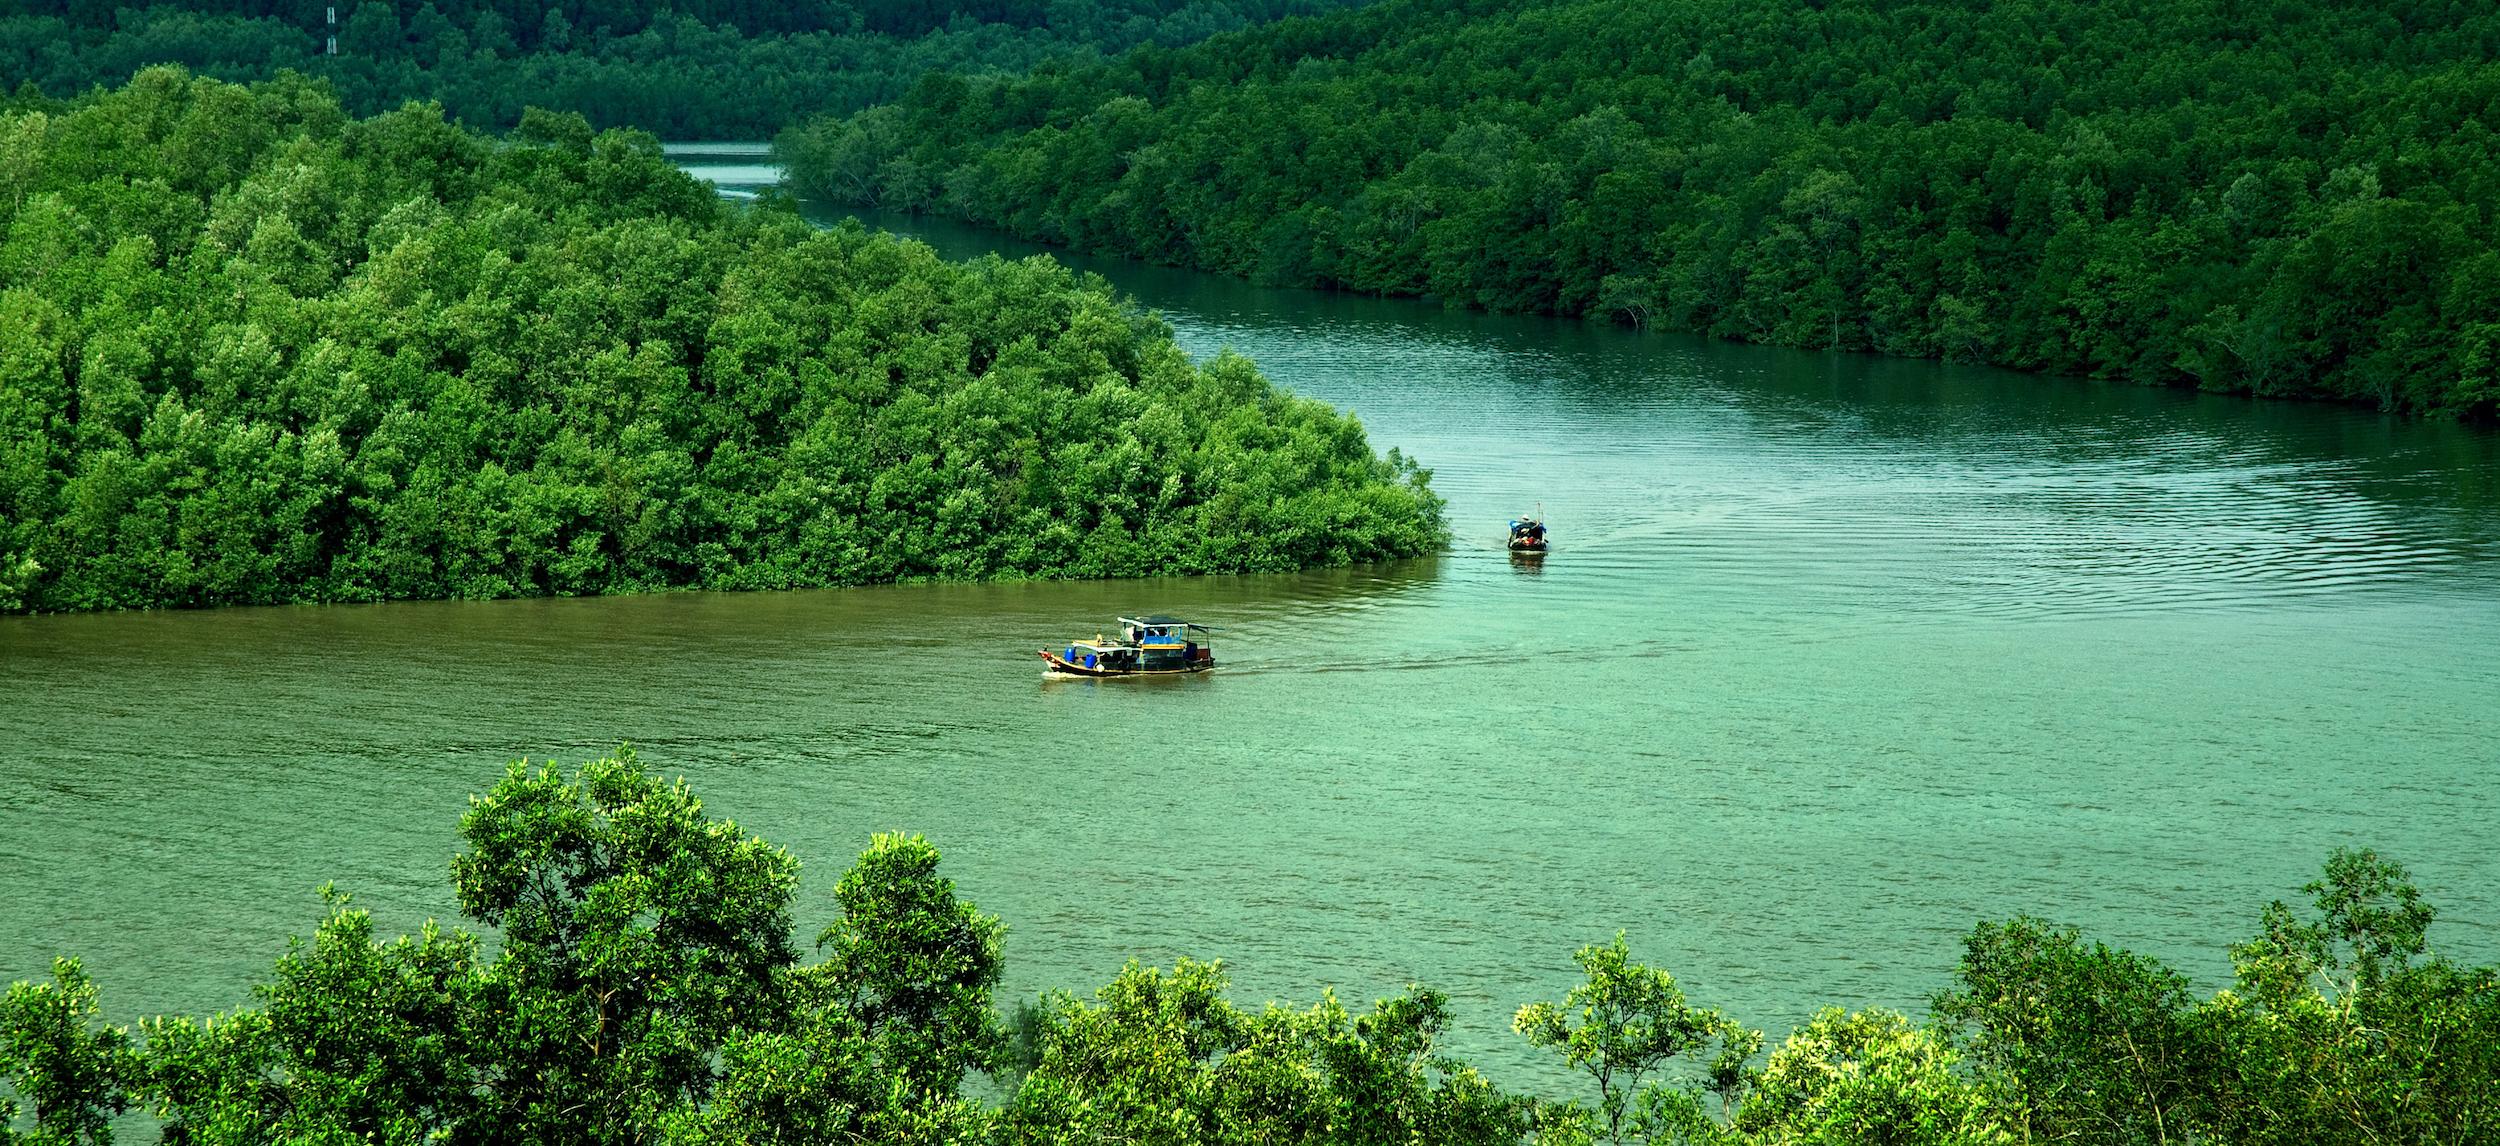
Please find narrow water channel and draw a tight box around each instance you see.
[2,148,2494,1093]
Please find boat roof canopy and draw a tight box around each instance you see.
[1120,615,1212,630]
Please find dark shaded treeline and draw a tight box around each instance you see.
[0,0,1373,136]
[3,752,2495,1145]
[783,0,2500,415]
[0,70,1443,614]
[1,0,1343,40]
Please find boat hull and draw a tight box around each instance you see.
[1507,539,1548,553]
[1039,649,1215,677]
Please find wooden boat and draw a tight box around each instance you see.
[1041,615,1217,677]
[1507,517,1548,553]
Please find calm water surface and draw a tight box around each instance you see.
[3,152,2496,1091]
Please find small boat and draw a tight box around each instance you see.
[1041,616,1218,677]
[1507,516,1548,553]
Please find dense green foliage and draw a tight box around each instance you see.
[3,753,1019,1146]
[1002,959,1528,1144]
[0,69,1444,614]
[0,0,1349,42]
[785,0,2500,414]
[0,0,1372,136]
[4,752,2496,1145]
[1512,936,1754,1145]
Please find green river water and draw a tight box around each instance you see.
[2,149,2496,1093]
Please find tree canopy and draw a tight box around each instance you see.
[0,0,1380,136]
[2,754,2495,1145]
[783,0,2500,415]
[0,68,1445,614]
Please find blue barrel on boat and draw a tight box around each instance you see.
[1084,653,1097,669]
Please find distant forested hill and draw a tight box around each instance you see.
[783,0,2500,415]
[0,69,1443,613]
[0,0,1373,136]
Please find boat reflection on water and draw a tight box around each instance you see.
[1507,514,1548,574]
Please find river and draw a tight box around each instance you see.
[2,146,2495,1094]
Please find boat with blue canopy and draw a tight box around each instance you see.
[1041,616,1218,677]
